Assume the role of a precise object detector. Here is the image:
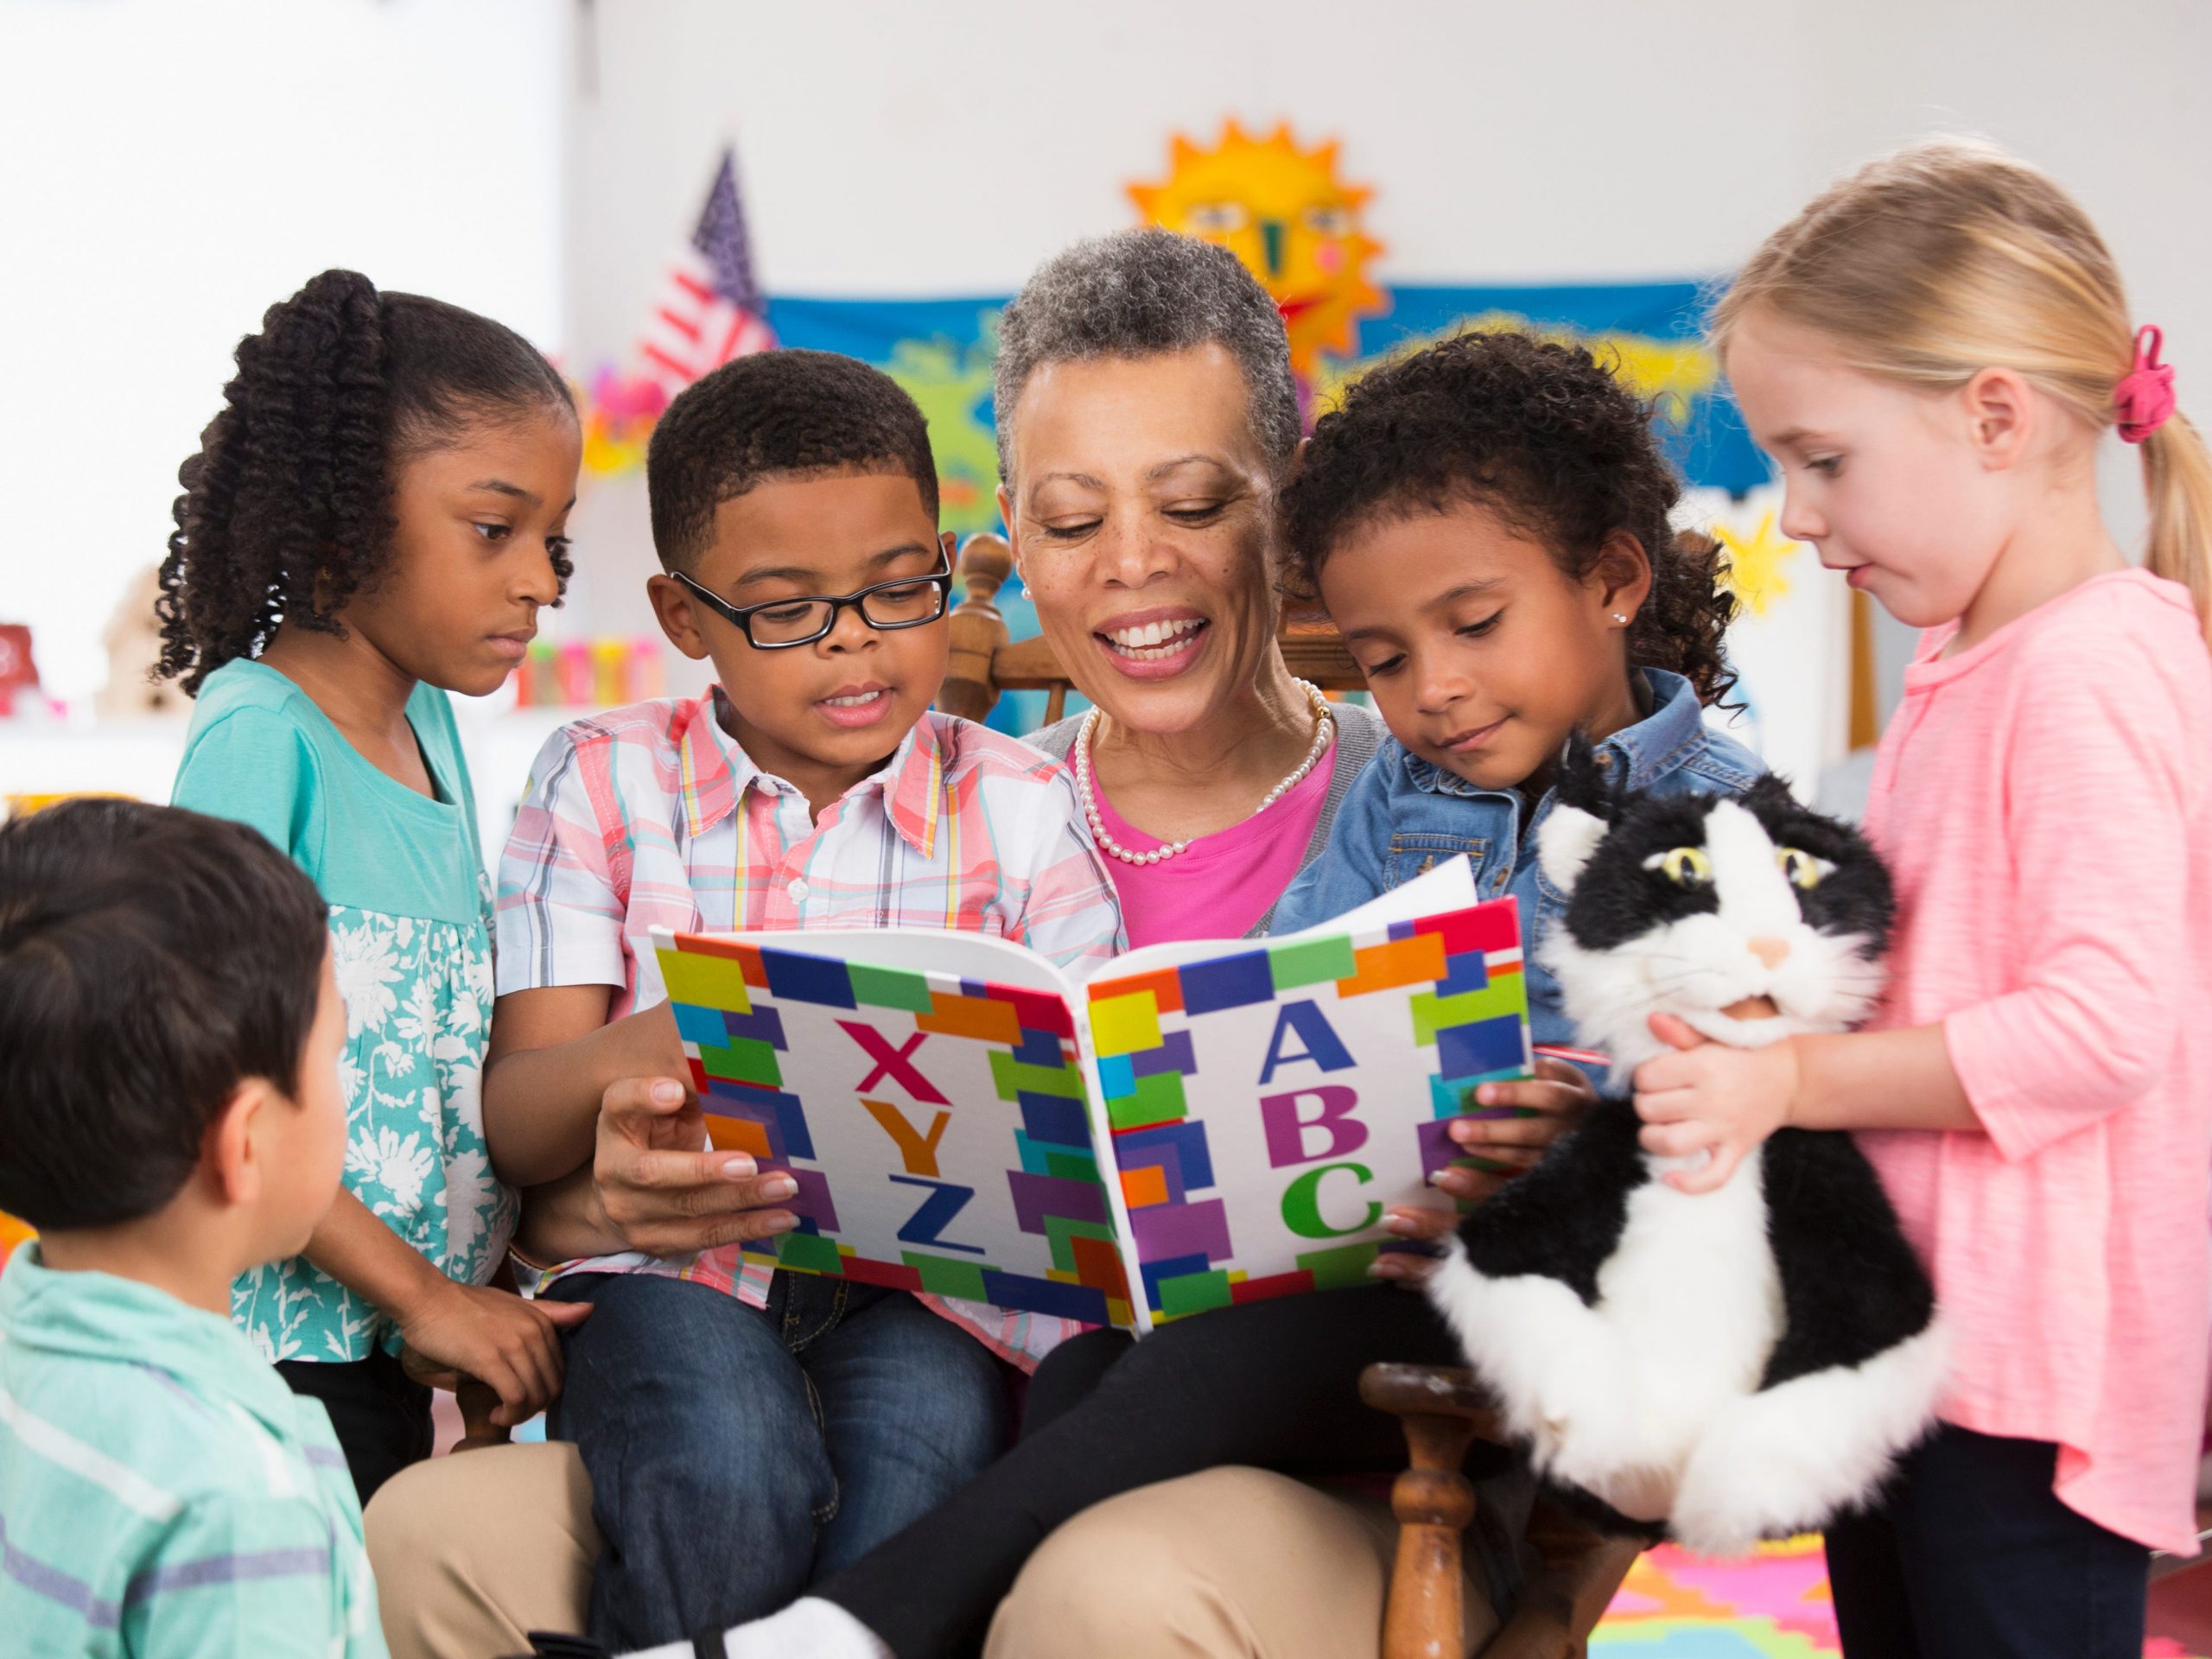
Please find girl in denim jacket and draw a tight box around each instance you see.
[1274,328,1764,1224]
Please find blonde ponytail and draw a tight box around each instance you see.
[2143,412,2212,642]
[1715,137,2212,646]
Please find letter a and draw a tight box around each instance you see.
[1256,1000,1356,1085]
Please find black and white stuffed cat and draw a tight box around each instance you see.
[1427,740,1948,1556]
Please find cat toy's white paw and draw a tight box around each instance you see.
[1668,1319,1952,1557]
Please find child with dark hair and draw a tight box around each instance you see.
[0,799,381,1656]
[1270,329,1758,1028]
[447,347,1122,1649]
[161,269,590,1503]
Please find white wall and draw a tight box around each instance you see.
[563,0,2212,728]
[565,0,1806,338]
[0,0,569,707]
[8,0,2205,718]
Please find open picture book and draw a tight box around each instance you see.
[650,858,1532,1333]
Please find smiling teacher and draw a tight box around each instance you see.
[995,230,1382,946]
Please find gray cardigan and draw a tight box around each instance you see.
[1026,699,1385,938]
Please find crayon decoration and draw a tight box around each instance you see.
[512,638,668,709]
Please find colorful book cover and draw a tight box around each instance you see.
[650,859,1530,1332]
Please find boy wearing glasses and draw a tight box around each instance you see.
[471,351,1122,1650]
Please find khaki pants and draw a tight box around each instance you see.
[985,1467,1497,1659]
[364,1444,595,1659]
[365,1452,1497,1659]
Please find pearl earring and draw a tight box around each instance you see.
[1610,612,1630,625]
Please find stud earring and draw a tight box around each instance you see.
[1610,612,1630,625]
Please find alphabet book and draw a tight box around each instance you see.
[650,859,1529,1332]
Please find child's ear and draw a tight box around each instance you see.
[1592,529,1655,622]
[204,1080,274,1210]
[1538,803,1608,894]
[1962,366,2032,470]
[646,573,712,663]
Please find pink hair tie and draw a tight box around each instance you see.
[2115,324,2177,443]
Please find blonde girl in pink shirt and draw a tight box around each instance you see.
[1637,139,2212,1658]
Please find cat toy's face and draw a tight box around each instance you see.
[1537,760,1894,1077]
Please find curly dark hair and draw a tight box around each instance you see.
[647,348,938,571]
[1281,330,1738,706]
[156,269,575,695]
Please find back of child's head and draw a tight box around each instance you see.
[646,348,938,572]
[156,269,575,695]
[0,799,329,1231]
[1283,329,1738,704]
[1713,137,2212,640]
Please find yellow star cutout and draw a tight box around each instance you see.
[1713,512,1802,619]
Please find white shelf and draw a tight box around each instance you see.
[0,700,601,882]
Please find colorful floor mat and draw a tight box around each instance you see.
[1589,1537,2206,1657]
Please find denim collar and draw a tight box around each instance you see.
[1403,668,1708,799]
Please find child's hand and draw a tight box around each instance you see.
[1632,1013,1798,1196]
[592,1076,802,1257]
[1444,1057,1600,1187]
[1369,1058,1598,1285]
[396,1280,591,1427]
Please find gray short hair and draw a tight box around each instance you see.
[993,229,1300,481]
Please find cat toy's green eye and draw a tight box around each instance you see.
[1656,846,1714,887]
[1777,848,1823,889]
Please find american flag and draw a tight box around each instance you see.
[636,146,775,396]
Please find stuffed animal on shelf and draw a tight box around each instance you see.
[1427,738,1947,1557]
[95,565,182,719]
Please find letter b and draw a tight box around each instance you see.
[1258,1086,1368,1168]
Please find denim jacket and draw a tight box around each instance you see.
[1271,669,1764,1052]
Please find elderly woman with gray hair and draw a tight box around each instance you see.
[992,229,1379,947]
[364,234,1575,1659]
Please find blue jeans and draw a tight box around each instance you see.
[543,1271,1010,1649]
[1825,1425,2150,1659]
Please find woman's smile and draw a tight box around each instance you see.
[1093,606,1213,677]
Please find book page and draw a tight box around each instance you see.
[1080,862,1531,1331]
[649,926,1135,1329]
[1102,857,1480,983]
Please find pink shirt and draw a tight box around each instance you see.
[1090,730,1335,948]
[1859,569,2212,1553]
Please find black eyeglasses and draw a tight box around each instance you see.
[673,549,956,649]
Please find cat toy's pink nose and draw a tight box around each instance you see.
[1746,937,1790,969]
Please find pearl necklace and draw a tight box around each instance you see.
[1073,680,1336,867]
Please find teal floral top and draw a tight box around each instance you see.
[172,659,515,1363]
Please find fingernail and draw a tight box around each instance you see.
[760,1174,798,1200]
[1382,1213,1421,1236]
[766,1211,800,1232]
[652,1078,683,1104]
[721,1156,755,1179]
[1367,1258,1405,1278]
[1476,1084,1496,1105]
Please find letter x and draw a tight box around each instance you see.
[837,1021,950,1104]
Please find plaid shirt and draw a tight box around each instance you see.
[495,692,1123,1367]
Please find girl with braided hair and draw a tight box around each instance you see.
[161,268,590,1503]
